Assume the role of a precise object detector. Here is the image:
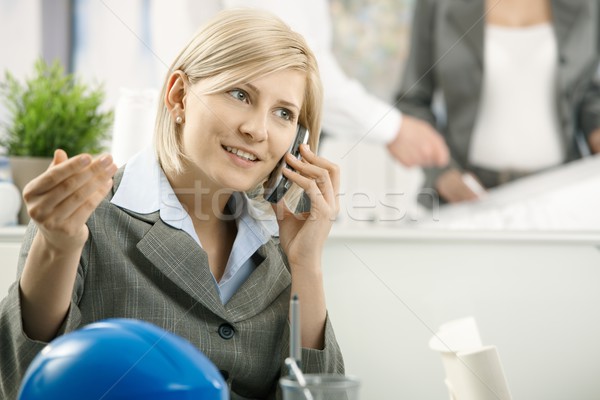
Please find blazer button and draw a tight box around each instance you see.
[218,323,235,340]
[559,55,567,65]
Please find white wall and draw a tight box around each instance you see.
[0,0,41,132]
[0,0,41,82]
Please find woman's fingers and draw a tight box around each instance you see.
[51,149,69,167]
[299,144,340,198]
[25,153,93,196]
[283,145,340,213]
[25,152,117,234]
[285,158,334,205]
[25,154,116,213]
[34,180,113,237]
[35,174,114,225]
[52,179,114,234]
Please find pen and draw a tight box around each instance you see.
[290,294,301,370]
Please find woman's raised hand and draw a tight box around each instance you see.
[23,149,117,252]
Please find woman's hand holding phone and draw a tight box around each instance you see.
[272,144,340,270]
[272,143,339,350]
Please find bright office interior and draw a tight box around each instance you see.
[0,1,599,399]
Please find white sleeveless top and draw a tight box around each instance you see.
[468,23,564,170]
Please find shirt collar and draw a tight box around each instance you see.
[110,146,278,246]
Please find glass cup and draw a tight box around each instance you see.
[280,374,360,400]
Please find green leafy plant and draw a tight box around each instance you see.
[0,59,113,157]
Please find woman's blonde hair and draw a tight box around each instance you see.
[155,8,323,177]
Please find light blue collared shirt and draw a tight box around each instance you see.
[111,147,278,304]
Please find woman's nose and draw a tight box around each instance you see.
[239,111,268,142]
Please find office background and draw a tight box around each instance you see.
[2,0,599,230]
[0,0,414,116]
[1,0,427,225]
[1,1,600,399]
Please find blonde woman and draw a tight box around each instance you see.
[0,9,343,399]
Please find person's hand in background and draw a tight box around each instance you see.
[387,115,450,168]
[435,169,484,203]
[588,128,600,154]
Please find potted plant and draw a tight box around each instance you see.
[0,58,113,224]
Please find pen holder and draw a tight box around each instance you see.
[280,374,360,400]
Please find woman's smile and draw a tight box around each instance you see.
[223,144,260,167]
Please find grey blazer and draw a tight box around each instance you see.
[396,0,600,190]
[0,169,344,400]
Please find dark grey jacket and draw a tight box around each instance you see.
[396,0,600,190]
[0,169,344,400]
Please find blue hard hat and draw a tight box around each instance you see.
[18,318,228,400]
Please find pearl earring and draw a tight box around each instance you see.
[175,116,183,124]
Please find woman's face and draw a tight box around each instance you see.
[179,69,306,193]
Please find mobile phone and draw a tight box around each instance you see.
[264,125,309,203]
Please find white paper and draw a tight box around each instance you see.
[430,317,512,400]
[416,154,600,231]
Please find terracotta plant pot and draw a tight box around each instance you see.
[8,156,52,225]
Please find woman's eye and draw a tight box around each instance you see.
[275,108,294,121]
[228,89,248,103]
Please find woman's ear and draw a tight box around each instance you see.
[165,70,189,123]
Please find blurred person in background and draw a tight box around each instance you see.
[154,0,451,169]
[396,0,600,206]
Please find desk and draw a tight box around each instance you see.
[413,154,600,231]
[323,227,600,400]
[2,226,600,399]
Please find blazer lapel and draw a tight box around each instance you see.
[136,217,229,320]
[224,240,291,322]
[446,0,485,67]
[116,166,290,322]
[134,215,290,323]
